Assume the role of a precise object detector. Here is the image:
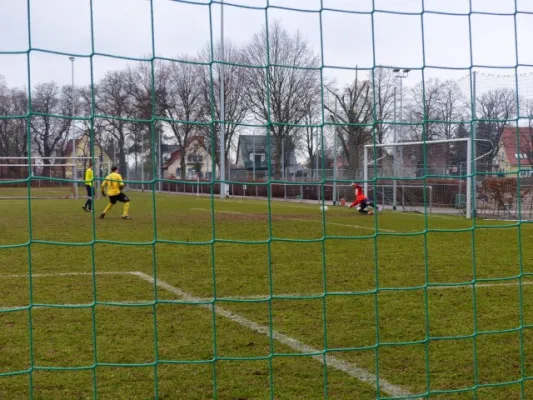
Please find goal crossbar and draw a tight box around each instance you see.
[0,156,95,160]
[363,138,470,149]
[0,164,77,167]
[363,137,473,218]
[0,157,106,200]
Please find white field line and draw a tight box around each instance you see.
[481,218,525,222]
[0,300,155,312]
[189,280,533,301]
[0,271,143,311]
[191,207,242,215]
[3,270,527,396]
[398,212,462,220]
[0,271,127,278]
[1,270,530,295]
[191,207,396,233]
[132,271,413,398]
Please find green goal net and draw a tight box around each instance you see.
[3,0,533,399]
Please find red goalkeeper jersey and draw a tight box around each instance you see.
[353,184,366,203]
[350,184,367,208]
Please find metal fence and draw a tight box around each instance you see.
[125,164,533,220]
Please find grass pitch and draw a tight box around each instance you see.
[2,188,533,399]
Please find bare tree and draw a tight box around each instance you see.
[435,80,466,139]
[0,81,27,156]
[243,21,320,179]
[0,79,28,178]
[476,88,516,172]
[326,70,373,175]
[94,70,136,176]
[198,41,249,173]
[125,62,167,179]
[372,68,396,145]
[435,79,467,168]
[402,78,469,174]
[506,99,533,173]
[30,82,73,176]
[297,95,321,172]
[406,78,445,142]
[78,85,109,169]
[159,58,204,180]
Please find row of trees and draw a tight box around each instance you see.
[0,21,526,180]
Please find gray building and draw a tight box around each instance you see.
[236,134,297,171]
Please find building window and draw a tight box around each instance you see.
[187,154,203,163]
[250,153,265,162]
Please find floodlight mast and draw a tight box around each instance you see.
[69,56,78,199]
[219,0,226,199]
[391,69,410,210]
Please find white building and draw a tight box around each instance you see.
[162,136,216,180]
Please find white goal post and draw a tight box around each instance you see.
[363,138,473,219]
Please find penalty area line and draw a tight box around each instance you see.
[0,300,156,312]
[132,271,413,398]
[0,271,131,279]
[189,279,533,301]
[191,208,396,233]
[191,207,242,215]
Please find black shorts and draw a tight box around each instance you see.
[86,185,94,197]
[109,193,129,205]
[358,199,374,211]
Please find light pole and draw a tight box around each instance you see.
[219,0,226,199]
[392,69,410,210]
[252,130,256,181]
[158,127,162,193]
[113,139,117,166]
[141,131,145,192]
[392,86,397,210]
[471,71,477,217]
[314,119,319,181]
[281,136,284,181]
[329,114,338,205]
[392,69,410,136]
[69,56,78,199]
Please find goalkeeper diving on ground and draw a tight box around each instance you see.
[348,183,381,215]
[99,166,131,220]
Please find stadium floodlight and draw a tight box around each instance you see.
[69,56,78,199]
[391,69,410,210]
[219,0,226,199]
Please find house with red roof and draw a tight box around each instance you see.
[496,127,533,177]
[163,136,216,180]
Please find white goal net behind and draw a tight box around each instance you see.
[0,157,109,199]
[363,138,473,218]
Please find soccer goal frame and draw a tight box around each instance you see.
[363,137,473,219]
[0,156,104,200]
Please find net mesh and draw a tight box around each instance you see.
[364,140,471,215]
[3,0,533,399]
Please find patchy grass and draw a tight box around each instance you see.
[1,190,533,399]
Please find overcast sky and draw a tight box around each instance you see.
[2,0,533,97]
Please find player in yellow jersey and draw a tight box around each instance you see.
[82,161,94,212]
[99,166,131,220]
